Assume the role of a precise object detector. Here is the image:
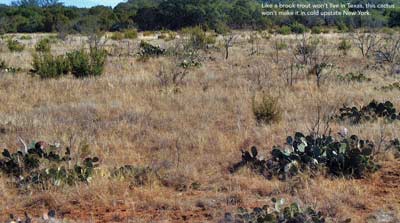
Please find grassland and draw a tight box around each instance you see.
[0,31,399,222]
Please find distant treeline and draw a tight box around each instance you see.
[0,0,399,34]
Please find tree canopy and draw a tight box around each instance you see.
[0,0,398,34]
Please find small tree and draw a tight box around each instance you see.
[224,34,236,60]
[248,32,260,56]
[374,34,400,75]
[352,31,381,58]
[271,38,287,64]
[67,49,107,78]
[281,57,305,87]
[293,34,334,88]
[293,34,318,65]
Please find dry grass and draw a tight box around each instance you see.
[0,32,399,222]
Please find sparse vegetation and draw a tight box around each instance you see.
[337,72,371,82]
[378,82,400,91]
[0,18,399,222]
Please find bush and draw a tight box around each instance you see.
[67,48,107,78]
[252,94,281,125]
[35,38,51,53]
[32,53,70,79]
[290,22,307,34]
[111,32,124,40]
[311,26,322,34]
[277,25,292,35]
[110,30,137,40]
[338,39,352,55]
[183,26,215,50]
[7,39,25,52]
[123,29,138,39]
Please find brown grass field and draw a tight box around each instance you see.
[0,31,399,222]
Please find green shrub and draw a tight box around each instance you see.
[7,39,25,52]
[311,26,322,34]
[183,26,214,50]
[123,29,138,39]
[252,94,281,125]
[35,38,51,53]
[290,22,307,34]
[338,39,352,55]
[32,53,70,79]
[111,29,137,40]
[277,26,292,35]
[67,48,107,78]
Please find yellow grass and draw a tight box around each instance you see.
[0,32,399,222]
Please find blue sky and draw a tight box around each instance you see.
[0,0,126,7]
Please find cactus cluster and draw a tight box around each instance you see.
[387,138,400,152]
[230,132,379,180]
[0,142,99,188]
[335,100,400,124]
[0,59,21,74]
[138,41,166,60]
[111,165,154,186]
[178,50,202,69]
[221,198,326,223]
[337,72,371,82]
